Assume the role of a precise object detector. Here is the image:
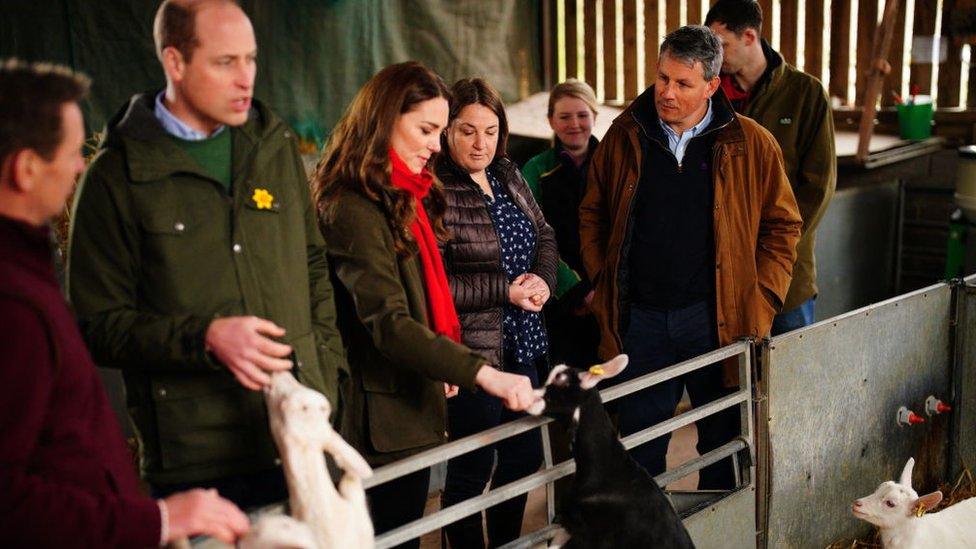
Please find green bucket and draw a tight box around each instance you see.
[897,102,934,140]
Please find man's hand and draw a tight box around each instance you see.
[163,489,250,544]
[205,316,293,390]
[444,383,459,398]
[474,365,536,411]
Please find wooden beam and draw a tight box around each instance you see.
[566,0,579,81]
[758,0,774,43]
[855,0,879,107]
[779,0,798,67]
[584,0,598,88]
[882,3,908,106]
[856,0,901,163]
[829,0,852,104]
[910,0,939,98]
[645,0,660,88]
[805,0,825,80]
[603,0,618,101]
[623,0,639,99]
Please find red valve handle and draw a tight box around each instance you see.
[908,412,926,424]
[937,402,952,413]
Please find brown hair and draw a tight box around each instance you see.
[443,78,509,159]
[313,61,451,256]
[547,78,598,118]
[153,0,237,62]
[0,59,89,167]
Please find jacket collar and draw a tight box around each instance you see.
[100,91,283,183]
[750,39,786,98]
[554,134,599,169]
[624,85,743,147]
[0,215,56,280]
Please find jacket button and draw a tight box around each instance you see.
[158,388,167,397]
[716,263,721,270]
[718,321,726,327]
[233,243,242,253]
[283,130,292,139]
[174,222,185,232]
[296,360,304,368]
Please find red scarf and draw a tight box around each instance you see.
[388,149,461,343]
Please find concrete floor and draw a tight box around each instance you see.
[418,423,700,548]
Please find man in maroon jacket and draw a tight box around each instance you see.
[0,59,250,547]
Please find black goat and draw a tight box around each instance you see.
[527,355,696,549]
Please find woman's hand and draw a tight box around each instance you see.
[444,383,459,398]
[474,365,536,411]
[508,273,550,312]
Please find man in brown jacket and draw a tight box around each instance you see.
[579,25,801,489]
[707,0,836,334]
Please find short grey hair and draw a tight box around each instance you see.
[659,25,723,81]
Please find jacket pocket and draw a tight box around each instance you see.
[360,359,400,394]
[151,373,260,470]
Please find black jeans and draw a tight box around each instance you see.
[367,467,431,549]
[441,360,543,548]
[612,300,739,490]
[151,466,288,511]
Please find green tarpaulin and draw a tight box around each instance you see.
[1,0,543,145]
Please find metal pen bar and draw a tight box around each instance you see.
[376,435,751,548]
[598,343,749,403]
[496,524,563,549]
[620,390,750,451]
[364,414,553,489]
[367,342,749,490]
[654,438,748,487]
[375,460,576,548]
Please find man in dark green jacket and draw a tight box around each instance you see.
[707,0,836,333]
[67,0,346,509]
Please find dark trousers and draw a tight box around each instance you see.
[441,361,543,548]
[152,466,288,511]
[367,467,431,549]
[613,300,739,490]
[545,310,601,370]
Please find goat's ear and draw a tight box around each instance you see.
[899,457,916,487]
[579,354,629,389]
[916,491,943,511]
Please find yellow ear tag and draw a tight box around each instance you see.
[915,503,926,517]
[588,365,605,375]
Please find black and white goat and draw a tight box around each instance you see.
[527,355,696,549]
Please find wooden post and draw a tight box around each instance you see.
[856,0,902,163]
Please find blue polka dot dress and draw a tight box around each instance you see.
[484,168,548,367]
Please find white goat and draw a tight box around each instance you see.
[852,457,976,548]
[248,371,375,549]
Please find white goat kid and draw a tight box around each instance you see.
[852,457,976,548]
[254,371,375,549]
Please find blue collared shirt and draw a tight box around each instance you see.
[658,99,713,166]
[154,92,226,141]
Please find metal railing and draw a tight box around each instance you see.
[370,340,756,549]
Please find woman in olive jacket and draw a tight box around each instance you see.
[436,78,558,548]
[313,62,536,548]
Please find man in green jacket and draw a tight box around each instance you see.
[707,0,836,333]
[68,0,346,509]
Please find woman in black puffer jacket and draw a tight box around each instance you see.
[436,78,557,548]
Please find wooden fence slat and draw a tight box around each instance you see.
[805,0,825,81]
[939,37,964,107]
[623,0,639,99]
[603,0,618,101]
[645,0,660,89]
[566,0,579,82]
[688,0,702,25]
[584,0,598,88]
[666,0,680,33]
[910,0,939,100]
[758,0,774,43]
[829,0,852,104]
[881,2,908,107]
[779,0,798,67]
[855,0,878,107]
